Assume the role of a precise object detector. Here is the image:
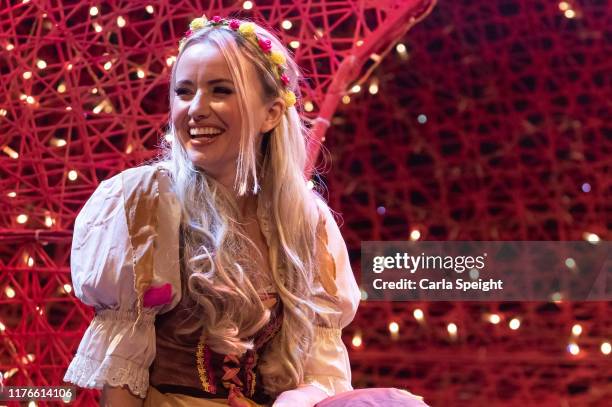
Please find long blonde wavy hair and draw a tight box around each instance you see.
[154,19,325,396]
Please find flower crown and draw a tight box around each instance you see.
[179,15,297,108]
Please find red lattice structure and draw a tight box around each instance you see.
[324,1,611,406]
[0,0,436,405]
[1,0,610,406]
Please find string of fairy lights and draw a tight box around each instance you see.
[348,307,612,357]
[0,1,609,404]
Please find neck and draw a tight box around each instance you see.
[215,176,257,219]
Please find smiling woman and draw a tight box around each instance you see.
[62,14,426,407]
[171,42,284,189]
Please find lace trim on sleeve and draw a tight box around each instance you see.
[64,353,149,398]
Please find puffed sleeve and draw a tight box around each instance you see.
[302,199,361,397]
[63,165,181,398]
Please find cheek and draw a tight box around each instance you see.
[171,99,188,124]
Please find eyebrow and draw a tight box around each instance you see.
[175,79,233,86]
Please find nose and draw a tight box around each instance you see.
[188,90,211,120]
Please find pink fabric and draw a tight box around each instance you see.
[143,283,172,308]
[315,388,429,407]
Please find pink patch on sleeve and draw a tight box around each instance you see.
[143,283,172,308]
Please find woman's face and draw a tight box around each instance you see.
[172,42,274,187]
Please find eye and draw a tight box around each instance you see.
[214,86,233,94]
[174,87,191,95]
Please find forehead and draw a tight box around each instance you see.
[175,42,232,82]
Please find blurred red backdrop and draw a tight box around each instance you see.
[0,0,610,406]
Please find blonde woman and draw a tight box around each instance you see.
[64,15,427,407]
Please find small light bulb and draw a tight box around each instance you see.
[89,6,99,16]
[410,229,421,241]
[281,20,292,30]
[583,232,600,244]
[166,56,176,66]
[447,323,458,336]
[103,61,112,70]
[368,83,379,95]
[36,59,47,69]
[567,343,580,355]
[145,5,154,14]
[17,214,28,224]
[571,324,582,336]
[93,23,102,33]
[342,95,351,104]
[558,2,570,11]
[601,342,611,355]
[117,16,127,27]
[289,40,300,49]
[509,318,521,330]
[352,334,362,348]
[488,314,501,324]
[44,215,54,227]
[8,191,17,198]
[3,146,19,159]
[388,322,399,334]
[27,257,34,267]
[413,308,424,321]
[6,43,15,51]
[304,101,314,112]
[63,283,72,294]
[564,9,575,19]
[351,84,361,93]
[243,1,254,10]
[5,286,15,298]
[137,68,145,78]
[396,43,407,54]
[0,108,7,116]
[23,71,32,79]
[57,83,66,93]
[68,170,78,181]
[26,96,35,104]
[306,180,315,190]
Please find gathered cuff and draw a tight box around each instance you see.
[64,353,149,398]
[64,309,156,398]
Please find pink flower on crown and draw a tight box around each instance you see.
[212,15,222,23]
[184,29,193,37]
[280,73,290,86]
[258,37,272,53]
[229,19,241,30]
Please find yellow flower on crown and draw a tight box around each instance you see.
[270,51,286,66]
[190,16,207,31]
[238,22,256,36]
[283,90,296,107]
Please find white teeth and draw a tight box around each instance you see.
[190,127,224,136]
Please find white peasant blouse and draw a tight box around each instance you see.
[63,164,361,400]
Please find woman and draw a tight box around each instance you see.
[64,15,427,407]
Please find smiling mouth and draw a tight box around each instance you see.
[189,127,225,137]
